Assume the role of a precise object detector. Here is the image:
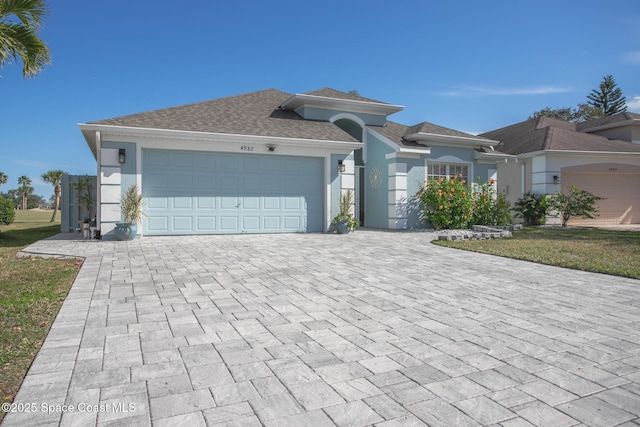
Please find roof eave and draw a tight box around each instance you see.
[78,123,362,151]
[515,149,640,158]
[404,132,498,148]
[580,118,640,133]
[474,151,515,161]
[279,93,404,116]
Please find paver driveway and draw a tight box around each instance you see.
[3,230,640,426]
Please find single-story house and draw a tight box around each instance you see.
[79,88,507,238]
[481,113,640,225]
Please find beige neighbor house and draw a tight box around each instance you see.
[481,113,640,225]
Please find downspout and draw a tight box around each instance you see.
[95,131,101,232]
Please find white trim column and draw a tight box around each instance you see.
[388,162,408,229]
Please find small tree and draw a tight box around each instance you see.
[17,175,32,210]
[513,192,549,226]
[587,75,627,117]
[71,175,93,221]
[0,171,7,192]
[549,185,604,227]
[42,169,66,222]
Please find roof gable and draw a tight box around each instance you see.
[481,117,640,154]
[88,89,359,142]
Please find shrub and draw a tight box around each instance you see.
[417,176,473,229]
[549,185,604,227]
[0,197,15,225]
[513,192,548,225]
[417,176,513,229]
[472,179,512,226]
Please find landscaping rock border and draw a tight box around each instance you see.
[437,224,522,241]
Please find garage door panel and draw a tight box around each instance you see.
[220,176,240,191]
[197,197,215,209]
[242,177,261,191]
[283,197,301,210]
[220,197,238,209]
[148,197,168,209]
[197,175,215,189]
[242,217,260,231]
[197,217,216,231]
[220,216,239,231]
[146,151,169,167]
[264,197,280,210]
[173,174,193,188]
[173,217,192,231]
[147,216,168,232]
[242,197,260,210]
[173,197,192,209]
[564,171,640,225]
[263,217,281,230]
[142,149,324,235]
[218,155,240,170]
[174,153,194,168]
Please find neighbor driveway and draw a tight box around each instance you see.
[3,230,640,426]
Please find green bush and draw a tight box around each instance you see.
[549,185,604,227]
[417,176,473,229]
[472,179,512,226]
[513,192,548,226]
[417,176,511,229]
[0,197,15,225]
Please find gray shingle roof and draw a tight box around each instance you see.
[90,88,360,142]
[405,121,492,140]
[86,87,491,152]
[303,87,393,105]
[481,117,640,154]
[576,112,640,131]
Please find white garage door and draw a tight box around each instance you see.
[142,149,324,235]
[563,171,640,225]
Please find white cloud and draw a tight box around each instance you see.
[627,95,640,112]
[622,51,640,65]
[440,85,572,97]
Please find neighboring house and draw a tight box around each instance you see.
[481,113,640,225]
[79,88,505,238]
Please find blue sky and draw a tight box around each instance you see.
[2,0,640,199]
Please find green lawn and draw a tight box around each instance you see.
[435,226,640,279]
[0,210,81,421]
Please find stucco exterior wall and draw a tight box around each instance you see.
[364,131,393,228]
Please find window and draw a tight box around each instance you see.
[427,163,469,182]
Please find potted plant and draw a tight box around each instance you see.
[331,189,358,234]
[114,184,147,241]
[71,175,94,232]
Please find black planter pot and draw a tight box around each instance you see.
[114,223,137,241]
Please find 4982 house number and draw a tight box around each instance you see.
[240,145,254,152]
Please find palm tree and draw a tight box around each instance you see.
[17,175,32,210]
[0,0,51,78]
[42,169,65,221]
[0,171,7,192]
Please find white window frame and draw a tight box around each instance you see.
[426,162,470,183]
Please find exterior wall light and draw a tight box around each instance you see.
[118,148,126,164]
[553,175,560,183]
[267,145,276,152]
[338,160,345,173]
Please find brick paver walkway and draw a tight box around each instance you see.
[2,230,639,426]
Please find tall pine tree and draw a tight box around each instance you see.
[586,75,627,116]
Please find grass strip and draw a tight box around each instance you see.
[0,211,81,421]
[435,227,640,279]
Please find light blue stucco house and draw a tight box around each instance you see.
[79,88,507,238]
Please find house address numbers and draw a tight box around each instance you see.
[240,145,254,152]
